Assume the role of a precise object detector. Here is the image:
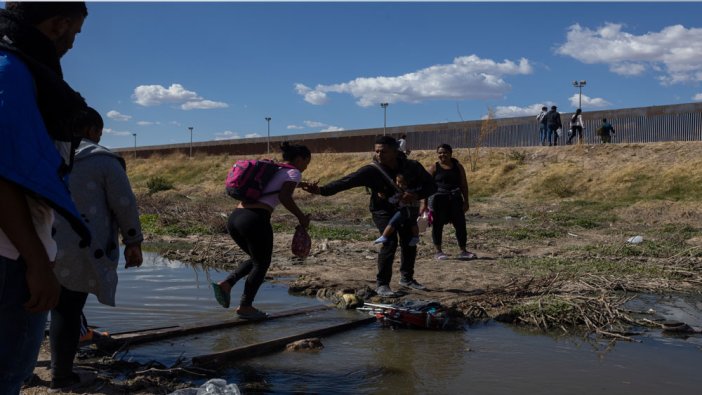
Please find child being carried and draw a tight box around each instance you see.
[375,172,421,247]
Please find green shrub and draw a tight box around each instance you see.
[147,176,173,195]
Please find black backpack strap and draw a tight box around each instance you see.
[369,162,403,194]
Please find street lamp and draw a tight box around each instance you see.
[132,133,137,159]
[380,103,389,135]
[572,80,586,109]
[265,117,271,154]
[188,126,194,158]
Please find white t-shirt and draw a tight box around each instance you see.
[0,196,57,261]
[398,138,407,153]
[257,167,302,209]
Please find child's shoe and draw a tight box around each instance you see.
[408,236,420,247]
[374,236,389,245]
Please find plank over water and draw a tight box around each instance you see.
[97,304,332,351]
[192,315,376,366]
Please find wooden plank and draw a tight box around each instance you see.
[192,316,376,366]
[97,304,332,351]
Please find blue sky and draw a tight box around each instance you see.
[45,1,702,148]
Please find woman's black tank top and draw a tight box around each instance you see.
[434,158,461,193]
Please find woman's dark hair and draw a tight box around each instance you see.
[75,107,103,133]
[5,2,88,25]
[375,135,398,149]
[437,143,453,154]
[280,142,311,162]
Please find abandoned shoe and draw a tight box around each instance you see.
[79,327,110,344]
[399,278,427,291]
[375,285,398,297]
[211,282,231,308]
[49,370,97,393]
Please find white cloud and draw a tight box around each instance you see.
[106,110,131,121]
[287,125,304,130]
[302,120,344,131]
[568,94,610,108]
[245,133,261,138]
[492,104,551,119]
[132,83,229,110]
[693,93,702,101]
[214,130,241,140]
[304,120,327,128]
[103,127,133,136]
[295,54,532,107]
[557,23,702,84]
[181,100,228,111]
[137,121,159,126]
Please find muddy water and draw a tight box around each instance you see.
[84,253,702,394]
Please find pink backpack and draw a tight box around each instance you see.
[225,160,295,202]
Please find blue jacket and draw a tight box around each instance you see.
[0,51,89,242]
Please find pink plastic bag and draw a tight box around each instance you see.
[292,225,311,258]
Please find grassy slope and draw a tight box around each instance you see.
[126,141,702,208]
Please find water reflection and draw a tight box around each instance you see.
[85,252,702,394]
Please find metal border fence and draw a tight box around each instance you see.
[116,102,702,158]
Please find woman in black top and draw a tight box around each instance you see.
[422,144,475,260]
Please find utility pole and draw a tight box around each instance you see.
[132,133,137,159]
[188,126,194,158]
[265,117,271,154]
[572,80,586,109]
[380,103,388,135]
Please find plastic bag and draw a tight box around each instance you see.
[292,225,312,258]
[169,378,241,395]
[417,211,430,233]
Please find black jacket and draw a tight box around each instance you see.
[544,109,562,129]
[319,157,436,216]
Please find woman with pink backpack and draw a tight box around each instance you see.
[212,142,312,319]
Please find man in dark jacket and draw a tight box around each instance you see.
[544,105,562,146]
[303,136,436,297]
[0,3,90,394]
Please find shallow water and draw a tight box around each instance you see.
[84,253,702,394]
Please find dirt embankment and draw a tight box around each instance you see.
[22,142,702,394]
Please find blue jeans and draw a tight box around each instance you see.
[0,256,48,395]
[539,124,548,145]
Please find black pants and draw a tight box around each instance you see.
[225,208,273,307]
[50,287,88,380]
[431,194,467,250]
[373,211,417,286]
[568,125,583,144]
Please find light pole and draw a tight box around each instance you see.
[132,133,137,159]
[188,126,193,158]
[265,117,271,154]
[572,80,586,109]
[380,103,388,135]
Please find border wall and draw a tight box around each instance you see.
[115,102,702,158]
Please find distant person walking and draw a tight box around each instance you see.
[302,136,435,297]
[544,105,562,146]
[398,134,410,155]
[567,108,584,145]
[536,106,548,146]
[51,107,143,392]
[422,144,475,260]
[212,142,312,319]
[597,118,616,143]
